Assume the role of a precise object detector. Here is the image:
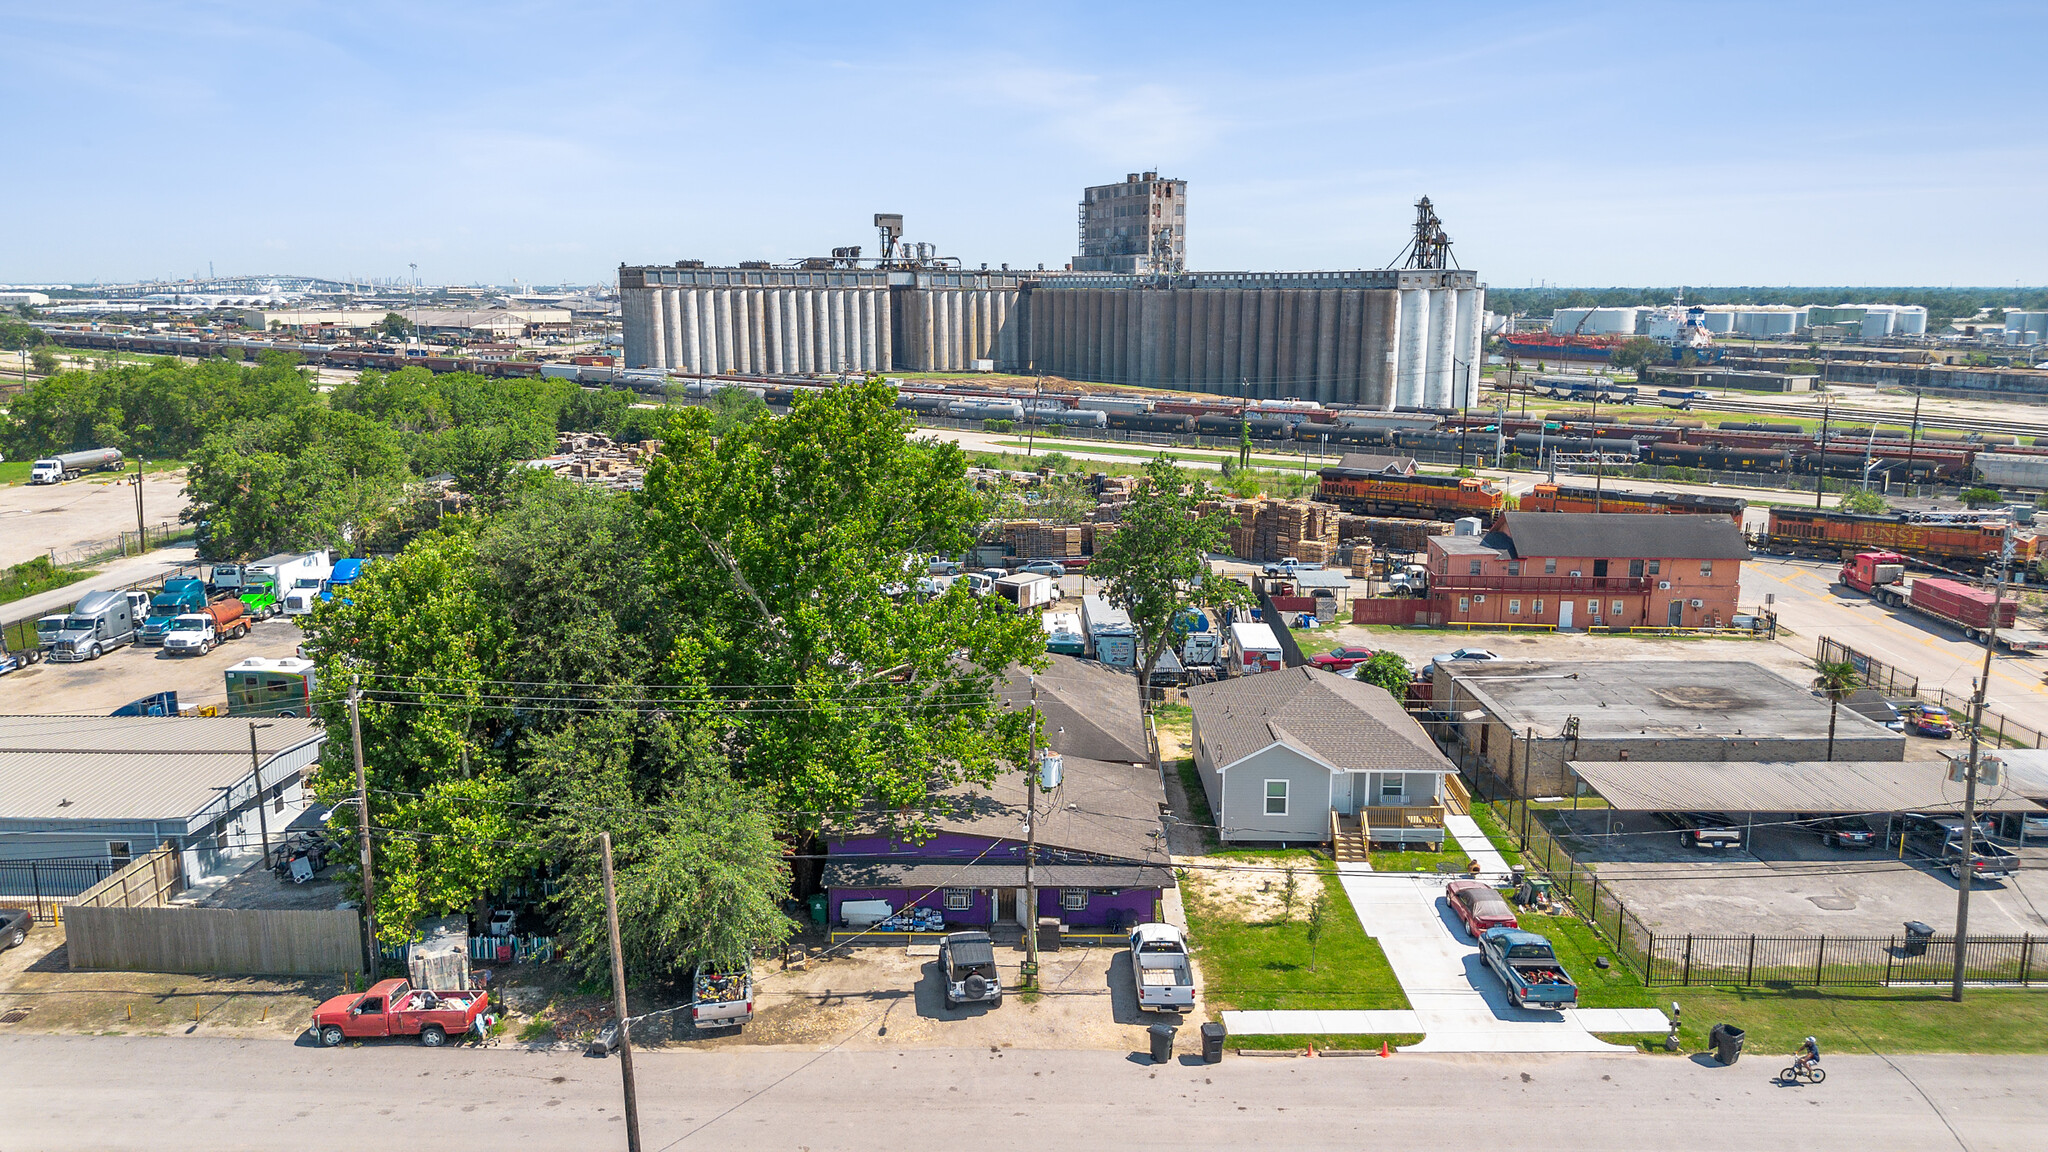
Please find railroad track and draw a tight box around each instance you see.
[1685,396,2048,440]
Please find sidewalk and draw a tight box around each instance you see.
[1445,813,1511,881]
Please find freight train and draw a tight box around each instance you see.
[1522,483,1746,521]
[1314,469,1509,522]
[1756,508,2038,570]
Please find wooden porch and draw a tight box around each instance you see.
[1331,805,1447,854]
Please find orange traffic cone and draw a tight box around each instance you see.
[1306,1041,1316,1057]
[1380,1040,1391,1058]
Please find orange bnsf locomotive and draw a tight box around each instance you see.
[1314,469,1508,522]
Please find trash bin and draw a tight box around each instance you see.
[1708,1023,1745,1065]
[1903,921,1935,958]
[1200,1021,1226,1064]
[1036,916,1062,953]
[1149,1023,1177,1064]
[807,893,828,927]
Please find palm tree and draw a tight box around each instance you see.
[1814,659,1861,761]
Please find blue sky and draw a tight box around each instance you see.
[2,1,2042,287]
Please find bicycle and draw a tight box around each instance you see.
[1779,1060,1826,1085]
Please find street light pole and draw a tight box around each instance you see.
[1023,677,1042,988]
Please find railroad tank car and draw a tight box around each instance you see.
[1107,411,1196,434]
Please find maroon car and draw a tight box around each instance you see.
[1444,880,1518,938]
[1309,646,1375,671]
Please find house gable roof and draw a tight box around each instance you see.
[999,655,1149,765]
[1188,667,1450,776]
[831,754,1168,863]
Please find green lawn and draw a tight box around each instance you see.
[1368,839,1472,875]
[1232,1032,1424,1052]
[1185,852,1409,1014]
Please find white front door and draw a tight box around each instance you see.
[1558,599,1574,630]
[1015,887,1031,926]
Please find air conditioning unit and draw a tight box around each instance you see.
[1569,570,1582,578]
[1473,595,1486,603]
[1690,599,1704,608]
[1658,581,1672,590]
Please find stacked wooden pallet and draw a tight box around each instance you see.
[1005,522,1083,558]
[1345,517,1450,553]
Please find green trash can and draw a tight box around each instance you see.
[807,893,828,927]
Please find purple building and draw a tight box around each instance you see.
[821,754,1171,936]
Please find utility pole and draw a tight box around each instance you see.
[1023,677,1043,988]
[1951,524,2009,1002]
[133,456,146,554]
[348,678,378,977]
[1590,390,1603,514]
[246,721,274,870]
[1815,404,1831,510]
[599,832,644,1152]
[1905,388,1923,498]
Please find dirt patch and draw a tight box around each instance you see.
[182,860,349,911]
[1179,856,1325,923]
[0,923,341,1040]
[485,934,1186,1053]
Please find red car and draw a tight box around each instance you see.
[1444,880,1518,938]
[1309,646,1375,671]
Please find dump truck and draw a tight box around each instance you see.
[1839,551,2048,651]
[1128,923,1195,1013]
[1479,927,1579,1009]
[310,978,489,1047]
[28,448,122,484]
[162,600,249,656]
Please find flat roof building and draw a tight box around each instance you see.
[1429,659,1906,798]
[1076,172,1186,274]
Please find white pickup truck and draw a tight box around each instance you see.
[1129,923,1194,1013]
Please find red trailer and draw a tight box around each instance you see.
[1839,552,2046,651]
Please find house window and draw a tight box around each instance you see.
[1458,597,1470,614]
[1509,599,1522,615]
[272,783,286,814]
[945,888,973,911]
[1533,599,1545,615]
[1381,775,1407,802]
[1468,559,1482,575]
[1064,889,1089,910]
[1612,599,1625,616]
[1545,559,1557,575]
[107,841,132,867]
[1701,561,1713,578]
[1264,779,1289,816]
[1587,599,1599,615]
[1507,562,1521,576]
[1648,560,1661,575]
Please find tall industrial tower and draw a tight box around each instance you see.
[1074,172,1185,274]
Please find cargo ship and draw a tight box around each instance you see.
[1501,333,1623,363]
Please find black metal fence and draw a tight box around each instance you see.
[0,857,121,921]
[1818,635,2048,748]
[1642,932,2046,988]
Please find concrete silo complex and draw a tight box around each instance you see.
[618,194,1485,411]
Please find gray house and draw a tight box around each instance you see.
[1188,666,1453,847]
[0,715,325,884]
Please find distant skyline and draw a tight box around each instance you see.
[3,1,2043,288]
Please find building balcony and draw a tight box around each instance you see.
[1433,574,1654,594]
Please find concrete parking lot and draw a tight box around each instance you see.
[1546,808,2048,938]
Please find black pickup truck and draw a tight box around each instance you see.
[1899,813,2018,881]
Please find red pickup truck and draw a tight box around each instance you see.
[311,978,488,1047]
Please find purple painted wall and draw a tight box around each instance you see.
[825,830,1161,930]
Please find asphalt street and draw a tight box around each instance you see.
[0,1035,2040,1150]
[1744,554,2048,737]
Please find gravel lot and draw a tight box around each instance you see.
[0,470,190,568]
[1,617,305,714]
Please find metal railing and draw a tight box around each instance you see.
[0,856,122,923]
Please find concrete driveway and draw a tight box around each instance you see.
[1337,869,1643,1053]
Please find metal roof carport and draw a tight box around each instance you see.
[1565,760,2046,815]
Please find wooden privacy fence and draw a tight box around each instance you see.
[72,843,183,910]
[66,907,363,975]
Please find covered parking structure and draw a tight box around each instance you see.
[1565,759,2045,822]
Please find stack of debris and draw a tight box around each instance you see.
[1340,516,1449,553]
[541,432,661,491]
[1004,522,1083,559]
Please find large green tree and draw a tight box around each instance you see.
[1086,454,1247,712]
[636,378,1043,816]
